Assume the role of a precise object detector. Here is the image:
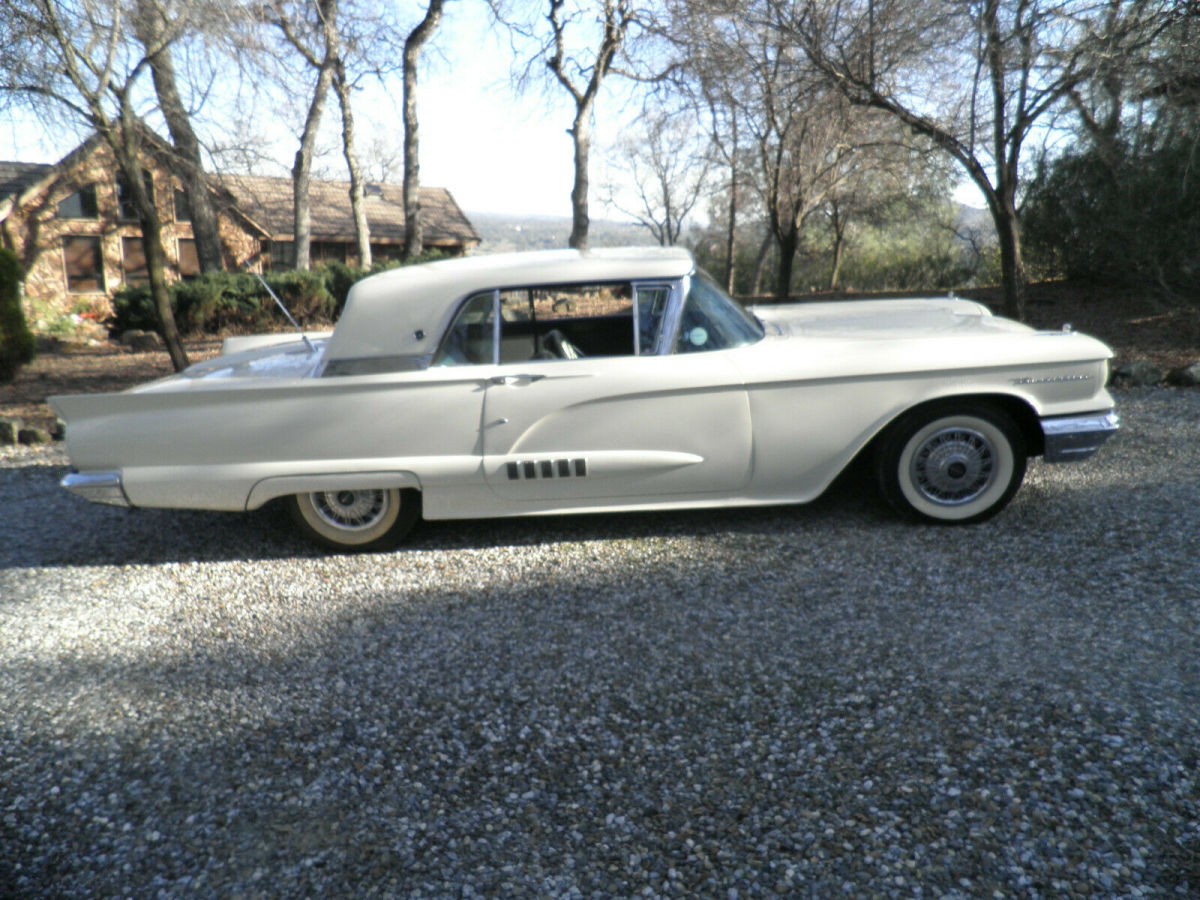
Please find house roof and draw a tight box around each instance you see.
[217,174,480,248]
[1,129,479,252]
[0,162,52,202]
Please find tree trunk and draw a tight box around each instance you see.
[135,2,223,274]
[568,108,592,250]
[828,202,846,290]
[993,197,1026,321]
[334,64,370,268]
[724,169,738,294]
[117,151,188,370]
[401,0,445,261]
[774,226,798,300]
[400,44,423,260]
[143,199,188,371]
[293,57,335,271]
[751,231,772,296]
[829,237,844,290]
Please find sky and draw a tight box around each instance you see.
[0,3,642,220]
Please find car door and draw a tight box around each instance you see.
[476,280,753,504]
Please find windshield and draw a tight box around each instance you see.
[675,269,764,353]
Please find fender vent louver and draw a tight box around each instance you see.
[506,458,587,481]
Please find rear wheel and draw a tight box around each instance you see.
[876,403,1026,524]
[289,487,419,551]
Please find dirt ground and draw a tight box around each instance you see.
[1,338,224,434]
[3,282,1198,435]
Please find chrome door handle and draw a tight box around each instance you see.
[487,373,546,386]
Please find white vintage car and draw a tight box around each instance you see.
[52,247,1119,551]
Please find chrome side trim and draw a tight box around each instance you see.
[61,472,131,507]
[1041,410,1120,463]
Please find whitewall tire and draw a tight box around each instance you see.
[876,403,1027,524]
[289,488,418,551]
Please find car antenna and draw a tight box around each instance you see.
[254,272,316,354]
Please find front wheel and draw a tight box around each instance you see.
[876,403,1026,524]
[289,487,419,551]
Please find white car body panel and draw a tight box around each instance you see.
[50,248,1117,529]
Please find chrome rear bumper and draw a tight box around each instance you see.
[61,471,131,507]
[1041,410,1120,463]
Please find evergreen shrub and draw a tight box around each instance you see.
[107,250,450,337]
[0,248,36,383]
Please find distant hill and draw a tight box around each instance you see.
[466,204,994,255]
[467,211,656,254]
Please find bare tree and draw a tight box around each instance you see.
[1067,0,1186,164]
[785,0,1139,320]
[671,3,894,297]
[602,105,711,245]
[491,0,670,250]
[708,102,743,292]
[269,0,340,271]
[701,11,863,297]
[401,0,446,261]
[2,0,190,369]
[549,0,633,249]
[756,80,861,298]
[674,8,752,291]
[266,0,411,269]
[131,0,226,274]
[332,55,371,267]
[363,132,405,184]
[822,137,952,289]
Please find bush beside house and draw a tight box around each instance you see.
[0,248,36,383]
[108,253,446,338]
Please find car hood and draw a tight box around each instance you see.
[751,297,1032,339]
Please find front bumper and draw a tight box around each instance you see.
[61,471,131,507]
[1041,410,1120,463]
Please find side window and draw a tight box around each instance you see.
[675,271,764,353]
[433,292,496,366]
[496,282,634,362]
[433,281,679,366]
[634,284,672,355]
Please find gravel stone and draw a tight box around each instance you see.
[1,387,1198,898]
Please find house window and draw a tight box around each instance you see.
[371,243,405,263]
[177,239,200,278]
[57,185,98,219]
[121,237,149,285]
[63,236,104,293]
[268,240,295,271]
[311,241,347,265]
[117,170,154,220]
[173,189,192,223]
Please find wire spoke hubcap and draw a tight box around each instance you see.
[911,427,995,504]
[311,489,389,531]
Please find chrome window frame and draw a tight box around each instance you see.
[631,280,682,356]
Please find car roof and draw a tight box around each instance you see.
[325,247,695,364]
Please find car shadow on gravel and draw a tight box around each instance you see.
[1,459,884,569]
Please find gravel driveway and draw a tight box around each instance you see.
[2,387,1198,899]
